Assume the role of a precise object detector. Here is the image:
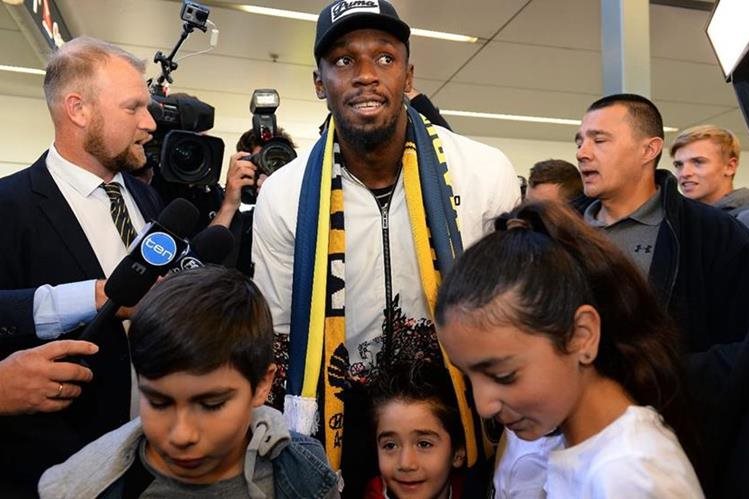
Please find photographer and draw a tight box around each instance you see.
[212,127,296,276]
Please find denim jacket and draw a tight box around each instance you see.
[39,406,339,499]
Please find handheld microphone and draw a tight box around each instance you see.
[78,198,199,342]
[168,225,235,272]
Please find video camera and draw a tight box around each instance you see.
[241,89,297,203]
[146,93,224,186]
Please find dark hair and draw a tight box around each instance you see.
[587,93,664,167]
[528,159,583,201]
[435,202,687,435]
[235,127,296,153]
[369,361,465,453]
[129,266,274,389]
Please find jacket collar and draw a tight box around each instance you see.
[649,169,681,306]
[655,168,681,226]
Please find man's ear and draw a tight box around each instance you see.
[725,156,738,178]
[642,136,664,167]
[404,63,414,95]
[251,364,277,407]
[313,69,326,100]
[568,304,601,365]
[63,92,90,128]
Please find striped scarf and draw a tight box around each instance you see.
[284,105,479,471]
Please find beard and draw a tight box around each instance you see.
[83,112,144,174]
[334,106,402,154]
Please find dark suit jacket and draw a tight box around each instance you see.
[0,152,162,495]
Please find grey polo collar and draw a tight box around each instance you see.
[584,188,663,228]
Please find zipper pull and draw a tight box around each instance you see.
[382,210,389,230]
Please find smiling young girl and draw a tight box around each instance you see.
[365,362,467,499]
[434,202,703,498]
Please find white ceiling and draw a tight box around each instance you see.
[0,0,744,152]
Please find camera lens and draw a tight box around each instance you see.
[168,138,209,183]
[259,141,297,175]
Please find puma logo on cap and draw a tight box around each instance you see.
[331,0,380,23]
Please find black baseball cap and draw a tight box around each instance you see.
[314,0,411,62]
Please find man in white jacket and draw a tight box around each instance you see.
[251,1,519,496]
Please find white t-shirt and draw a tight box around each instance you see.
[494,429,564,498]
[546,406,703,498]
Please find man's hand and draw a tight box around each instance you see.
[94,279,134,319]
[0,340,98,415]
[212,151,265,228]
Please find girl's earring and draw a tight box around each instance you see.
[453,449,466,467]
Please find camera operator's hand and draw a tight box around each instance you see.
[212,151,261,228]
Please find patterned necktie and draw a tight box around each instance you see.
[101,182,137,247]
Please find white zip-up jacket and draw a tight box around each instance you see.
[252,126,519,375]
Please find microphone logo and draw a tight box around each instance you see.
[141,232,178,266]
[179,256,202,270]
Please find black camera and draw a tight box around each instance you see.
[180,1,209,31]
[146,93,224,186]
[248,89,296,176]
[241,89,297,203]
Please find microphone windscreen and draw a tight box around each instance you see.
[190,225,235,265]
[157,198,199,238]
[105,255,157,307]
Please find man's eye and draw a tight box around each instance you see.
[378,54,394,64]
[334,56,353,67]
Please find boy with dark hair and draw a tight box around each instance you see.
[39,266,339,498]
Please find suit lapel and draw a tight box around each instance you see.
[29,154,104,279]
[123,172,161,222]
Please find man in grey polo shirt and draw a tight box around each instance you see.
[575,93,749,355]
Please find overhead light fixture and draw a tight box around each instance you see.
[411,28,478,44]
[1,0,25,5]
[0,64,46,75]
[237,5,317,22]
[442,110,581,126]
[441,109,679,132]
[219,2,478,43]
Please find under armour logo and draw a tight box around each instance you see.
[634,244,652,254]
